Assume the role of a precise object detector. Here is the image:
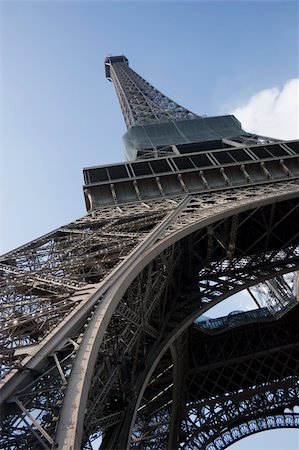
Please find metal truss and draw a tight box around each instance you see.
[105,56,200,128]
[0,199,175,448]
[224,133,280,146]
[182,315,299,450]
[2,54,299,450]
[1,180,298,449]
[132,306,299,449]
[198,272,298,334]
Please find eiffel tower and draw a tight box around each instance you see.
[1,55,299,450]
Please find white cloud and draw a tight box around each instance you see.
[231,79,299,140]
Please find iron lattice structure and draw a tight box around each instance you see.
[105,56,199,127]
[1,56,299,450]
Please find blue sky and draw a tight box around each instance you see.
[0,1,298,448]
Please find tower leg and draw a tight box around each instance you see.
[168,332,188,449]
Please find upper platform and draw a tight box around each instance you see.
[83,139,299,210]
[123,115,248,160]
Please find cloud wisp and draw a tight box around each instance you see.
[231,79,299,141]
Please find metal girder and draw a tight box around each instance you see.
[1,182,299,449]
[82,184,299,449]
[168,333,188,449]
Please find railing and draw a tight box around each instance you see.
[197,299,298,334]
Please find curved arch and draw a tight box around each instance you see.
[55,183,299,449]
[127,315,299,449]
[205,413,299,450]
[117,267,298,449]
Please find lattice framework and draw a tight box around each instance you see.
[1,53,299,450]
[105,57,200,128]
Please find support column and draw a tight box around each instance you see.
[168,331,188,449]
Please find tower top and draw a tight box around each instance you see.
[105,54,199,129]
[105,55,129,80]
[105,55,278,161]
